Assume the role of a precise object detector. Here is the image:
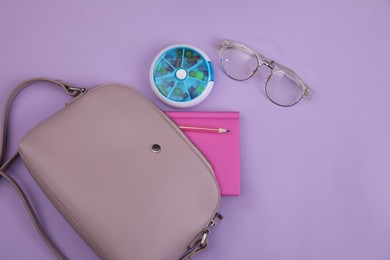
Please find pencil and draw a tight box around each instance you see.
[179,125,230,134]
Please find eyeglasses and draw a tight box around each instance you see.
[218,39,311,107]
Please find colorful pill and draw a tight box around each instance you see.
[196,86,204,94]
[174,88,183,96]
[169,81,175,87]
[189,86,195,92]
[177,49,183,55]
[158,84,168,96]
[190,91,198,99]
[182,93,188,99]
[161,68,167,74]
[167,66,173,72]
[189,71,196,77]
[188,56,200,63]
[195,71,205,80]
[204,71,208,77]
[185,50,193,58]
[176,58,182,68]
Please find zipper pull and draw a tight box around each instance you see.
[179,213,223,260]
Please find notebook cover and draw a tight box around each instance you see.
[166,112,240,196]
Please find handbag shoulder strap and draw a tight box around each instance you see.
[0,78,86,165]
[0,78,86,259]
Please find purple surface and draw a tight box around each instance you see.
[1,1,390,259]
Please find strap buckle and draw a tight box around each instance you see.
[58,80,87,97]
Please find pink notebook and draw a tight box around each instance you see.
[166,112,240,196]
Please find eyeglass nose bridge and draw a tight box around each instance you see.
[260,57,275,70]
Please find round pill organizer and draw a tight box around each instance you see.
[150,44,214,108]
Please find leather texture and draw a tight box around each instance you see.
[18,83,220,259]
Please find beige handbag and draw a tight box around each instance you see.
[0,78,222,260]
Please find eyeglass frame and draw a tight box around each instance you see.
[218,39,311,107]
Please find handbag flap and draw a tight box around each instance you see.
[19,84,220,260]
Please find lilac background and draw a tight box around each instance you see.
[1,0,390,259]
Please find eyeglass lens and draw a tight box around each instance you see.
[220,47,258,80]
[220,43,306,107]
[265,71,305,107]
